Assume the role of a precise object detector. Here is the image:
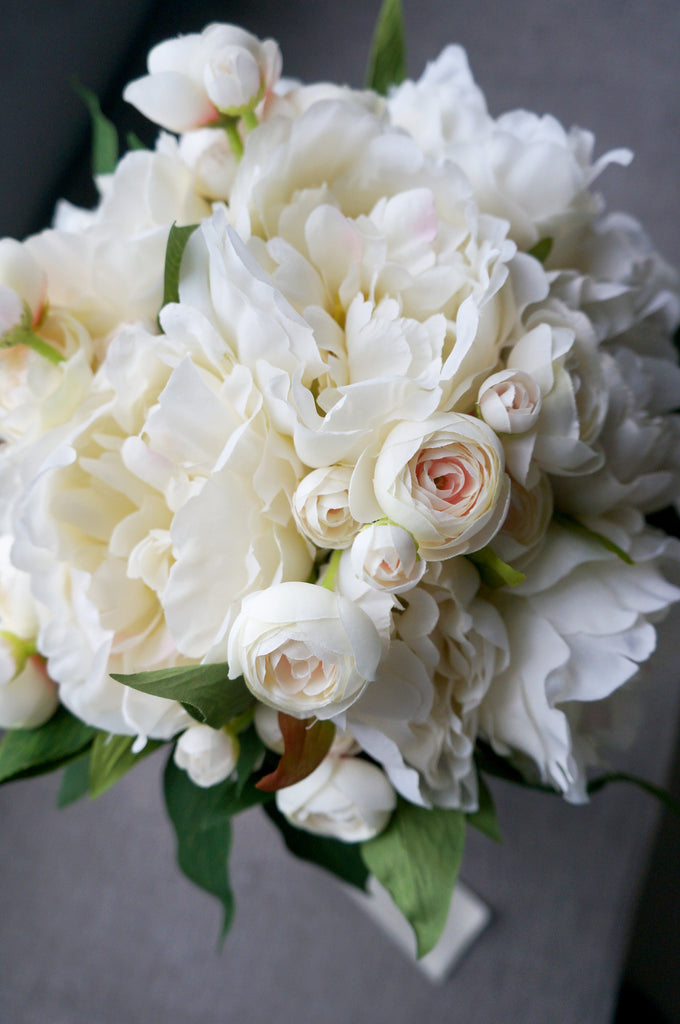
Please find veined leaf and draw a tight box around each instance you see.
[111,663,253,730]
[0,707,97,785]
[256,715,334,792]
[263,802,369,891]
[159,222,198,322]
[361,799,466,958]
[89,733,163,799]
[366,0,407,95]
[72,78,119,175]
[467,547,526,588]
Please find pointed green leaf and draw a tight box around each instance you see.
[588,771,680,818]
[467,547,526,588]
[110,663,253,730]
[0,707,97,785]
[72,78,119,176]
[57,751,91,808]
[263,802,369,890]
[361,799,466,958]
[256,715,335,793]
[89,733,163,799]
[366,0,407,95]
[159,222,199,322]
[553,512,634,565]
[528,237,554,263]
[164,755,239,940]
[234,725,265,798]
[467,774,502,842]
[126,131,147,151]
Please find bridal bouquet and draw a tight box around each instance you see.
[2,0,679,957]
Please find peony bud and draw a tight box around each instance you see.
[173,723,239,788]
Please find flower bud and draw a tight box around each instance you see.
[351,522,426,594]
[478,369,542,434]
[174,723,239,788]
[292,465,359,549]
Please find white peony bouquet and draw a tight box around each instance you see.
[2,0,680,958]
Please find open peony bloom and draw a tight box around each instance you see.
[124,23,282,132]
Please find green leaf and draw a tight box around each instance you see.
[89,733,163,799]
[467,547,526,588]
[467,774,502,842]
[361,799,466,958]
[110,663,253,730]
[164,754,235,941]
[159,222,199,322]
[588,771,680,818]
[256,715,335,793]
[553,512,634,565]
[528,237,554,263]
[263,802,369,891]
[72,78,119,175]
[0,707,97,785]
[234,725,265,798]
[126,131,147,151]
[366,0,407,95]
[57,751,91,808]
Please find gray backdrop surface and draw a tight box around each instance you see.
[1,2,679,1022]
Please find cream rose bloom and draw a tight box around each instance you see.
[350,522,426,594]
[292,464,359,549]
[372,413,510,559]
[275,755,396,842]
[227,582,382,719]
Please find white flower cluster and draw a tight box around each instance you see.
[2,25,679,839]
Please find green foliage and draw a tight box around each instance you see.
[528,237,554,263]
[89,733,163,799]
[72,78,119,176]
[366,0,407,95]
[159,222,199,322]
[467,546,526,588]
[111,663,253,730]
[164,752,273,941]
[467,774,502,842]
[361,799,466,958]
[57,751,91,807]
[263,802,369,891]
[256,715,334,792]
[0,707,96,785]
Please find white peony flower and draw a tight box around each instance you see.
[373,413,510,559]
[227,582,382,719]
[275,755,396,842]
[0,240,47,333]
[124,23,282,132]
[479,518,680,800]
[292,464,359,549]
[174,723,239,788]
[350,522,426,594]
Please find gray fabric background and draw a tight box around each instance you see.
[1,1,679,1021]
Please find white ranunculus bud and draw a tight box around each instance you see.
[173,723,239,788]
[275,756,396,842]
[350,523,426,594]
[0,240,47,333]
[227,582,382,719]
[374,413,510,560]
[124,23,282,132]
[478,369,542,434]
[492,473,554,566]
[292,465,359,549]
[0,643,58,729]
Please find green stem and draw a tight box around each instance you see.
[224,120,244,161]
[320,549,343,592]
[1,326,64,365]
[242,109,259,131]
